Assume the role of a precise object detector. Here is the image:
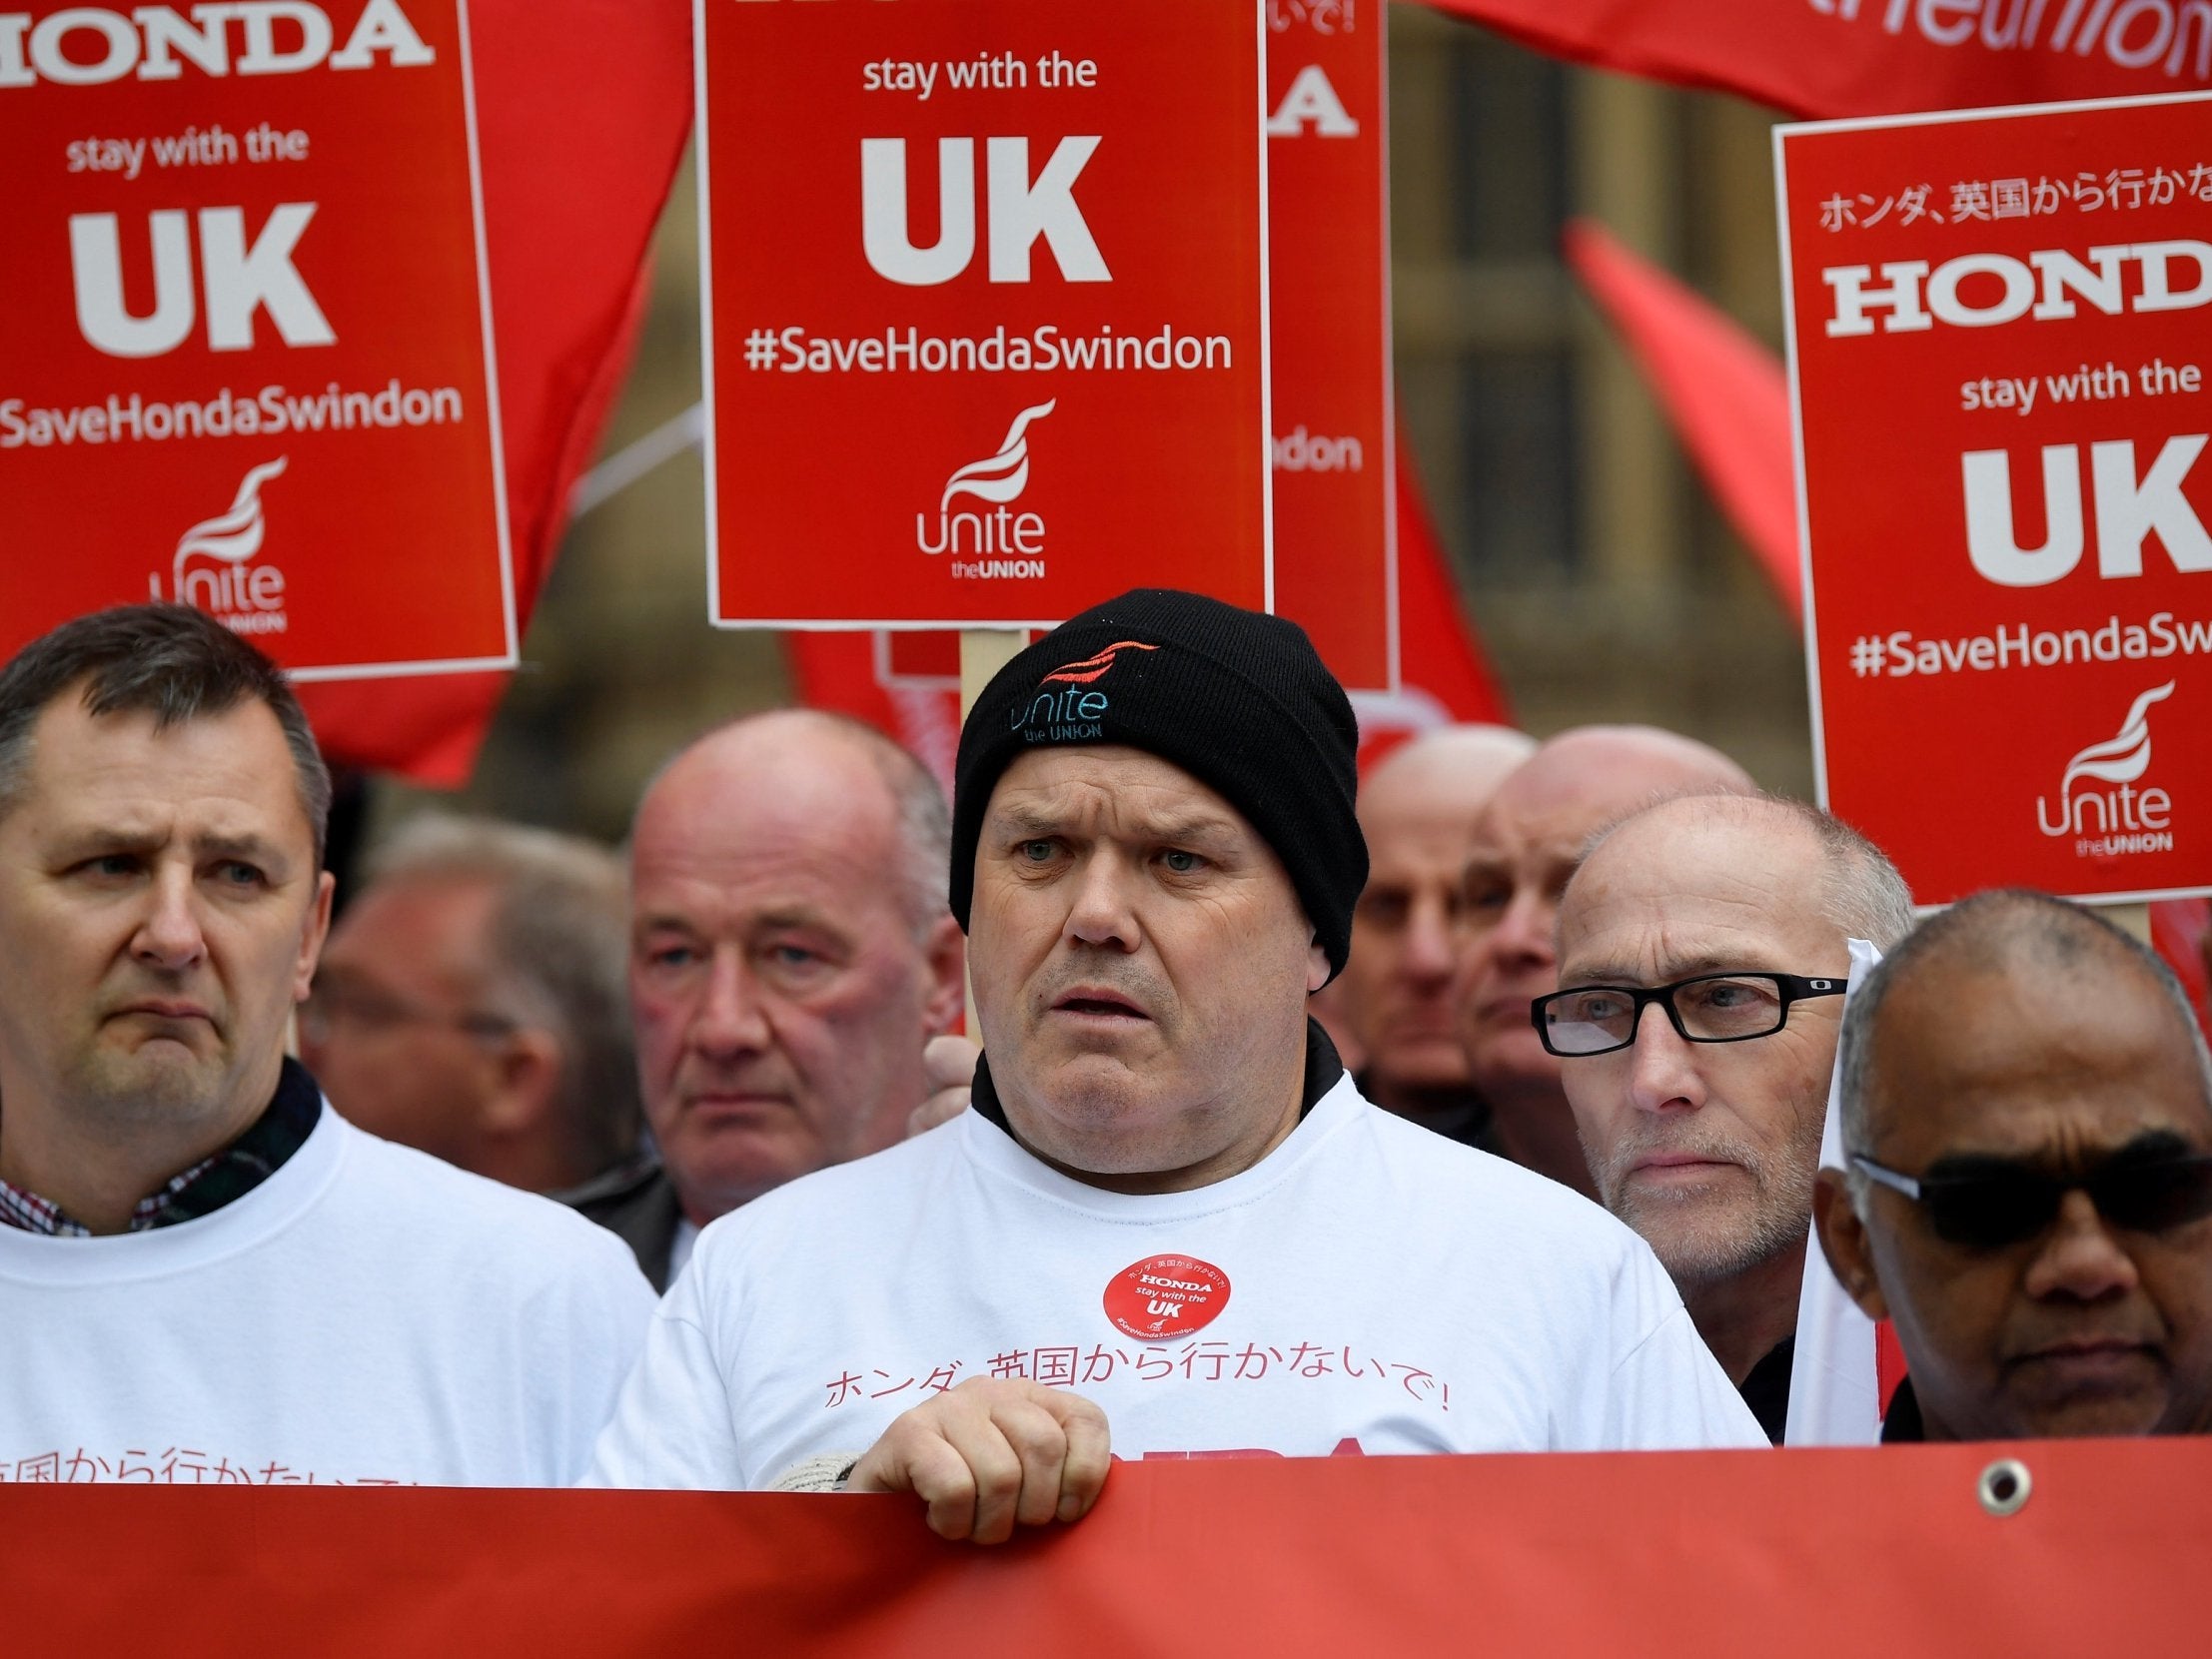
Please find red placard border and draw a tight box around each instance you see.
[1774,87,2212,908]
[1362,5,1400,690]
[696,0,1277,633]
[285,0,519,684]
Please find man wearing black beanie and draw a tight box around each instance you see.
[590,590,1765,1536]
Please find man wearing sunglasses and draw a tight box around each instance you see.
[1547,795,1915,1440]
[1814,889,2212,1441]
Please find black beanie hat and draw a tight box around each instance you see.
[950,588,1367,979]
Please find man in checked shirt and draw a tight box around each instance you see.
[0,603,651,1487]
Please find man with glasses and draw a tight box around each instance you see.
[1547,795,1915,1438]
[1452,727,1753,1198]
[301,815,648,1209]
[1813,889,2212,1441]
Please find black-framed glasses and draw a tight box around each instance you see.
[1850,1150,2212,1249]
[1531,973,1845,1058]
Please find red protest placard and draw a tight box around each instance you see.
[1779,91,2212,905]
[0,0,516,679]
[1266,0,1394,691]
[699,0,1270,631]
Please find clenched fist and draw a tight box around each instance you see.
[848,1376,1112,1543]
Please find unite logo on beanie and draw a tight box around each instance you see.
[1010,638,1159,741]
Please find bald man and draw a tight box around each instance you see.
[1453,727,1753,1196]
[613,711,967,1287]
[1333,726,1535,1145]
[1817,891,2212,1441]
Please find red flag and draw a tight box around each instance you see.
[784,633,963,794]
[1423,0,2210,120]
[1563,219,1800,616]
[1353,425,1512,770]
[295,0,693,786]
[2152,897,2212,1039]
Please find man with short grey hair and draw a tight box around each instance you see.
[1815,889,2212,1441]
[301,814,645,1203]
[1550,793,1914,1438]
[620,708,966,1288]
[0,604,651,1487]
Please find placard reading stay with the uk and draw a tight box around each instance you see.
[0,0,515,678]
[1779,92,2212,905]
[701,0,1269,629]
[1266,0,1393,692]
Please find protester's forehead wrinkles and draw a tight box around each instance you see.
[989,780,1242,845]
[1558,948,1801,988]
[42,808,292,862]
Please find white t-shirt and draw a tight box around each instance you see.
[587,1073,1765,1488]
[668,1216,700,1286]
[0,1108,655,1488]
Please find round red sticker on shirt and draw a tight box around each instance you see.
[1103,1254,1231,1342]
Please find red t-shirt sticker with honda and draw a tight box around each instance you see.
[1104,1254,1232,1342]
[0,1,516,679]
[1778,92,2212,905]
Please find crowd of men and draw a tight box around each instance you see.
[3,595,2208,1535]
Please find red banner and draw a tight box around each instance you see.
[5,1444,2208,1653]
[1268,0,1395,689]
[1780,92,2212,905]
[700,0,1270,629]
[1424,0,2212,121]
[0,0,516,677]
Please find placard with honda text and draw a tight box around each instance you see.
[0,0,515,679]
[1266,0,1394,690]
[699,0,1270,630]
[1779,91,2212,905]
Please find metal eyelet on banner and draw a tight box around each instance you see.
[1976,1458,2032,1518]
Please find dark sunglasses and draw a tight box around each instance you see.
[1850,1150,2212,1249]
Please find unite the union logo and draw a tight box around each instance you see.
[1011,640,1159,741]
[2034,679,2177,858]
[149,456,291,636]
[916,399,1053,580]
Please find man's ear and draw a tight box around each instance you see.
[920,915,967,1039]
[1812,1168,1891,1322]
[1306,936,1331,996]
[482,1029,563,1139]
[293,870,337,1003]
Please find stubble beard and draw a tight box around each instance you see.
[61,1023,237,1133]
[1586,1107,1822,1290]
